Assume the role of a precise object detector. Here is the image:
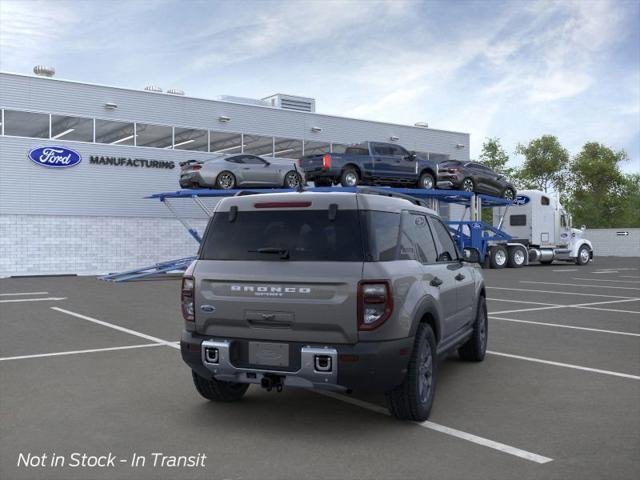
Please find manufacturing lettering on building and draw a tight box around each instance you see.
[89,156,175,169]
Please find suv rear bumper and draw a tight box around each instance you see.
[181,331,413,394]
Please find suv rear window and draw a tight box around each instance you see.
[200,210,364,262]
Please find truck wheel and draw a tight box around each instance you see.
[576,245,591,265]
[385,323,437,421]
[340,168,359,187]
[507,246,526,268]
[418,172,435,190]
[192,371,249,402]
[458,296,488,362]
[489,245,507,269]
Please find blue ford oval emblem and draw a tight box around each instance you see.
[514,195,530,205]
[28,146,82,168]
[200,305,216,313]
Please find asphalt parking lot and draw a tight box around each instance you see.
[1,257,639,480]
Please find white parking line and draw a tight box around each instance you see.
[0,291,49,296]
[0,343,163,362]
[521,281,640,291]
[575,306,640,315]
[552,269,578,272]
[0,297,67,303]
[573,278,639,284]
[490,298,640,315]
[593,271,619,274]
[621,276,640,279]
[488,298,559,306]
[51,307,180,349]
[487,351,640,380]
[488,286,637,299]
[489,316,640,337]
[490,306,565,315]
[316,391,553,464]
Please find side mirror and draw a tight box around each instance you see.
[581,225,586,231]
[463,248,481,263]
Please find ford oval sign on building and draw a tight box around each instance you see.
[28,146,82,168]
[514,195,530,206]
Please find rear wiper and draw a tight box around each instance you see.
[248,247,290,259]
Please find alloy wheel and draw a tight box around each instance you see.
[462,179,474,192]
[218,173,234,189]
[285,172,300,188]
[344,172,358,186]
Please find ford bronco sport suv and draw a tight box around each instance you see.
[180,188,487,421]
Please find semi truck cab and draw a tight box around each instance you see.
[492,190,593,266]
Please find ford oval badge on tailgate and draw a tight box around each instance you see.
[28,146,82,168]
[201,305,216,313]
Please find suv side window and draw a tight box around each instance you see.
[401,212,438,263]
[429,217,458,262]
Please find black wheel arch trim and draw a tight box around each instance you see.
[410,296,442,343]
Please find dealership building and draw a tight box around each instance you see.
[0,69,470,277]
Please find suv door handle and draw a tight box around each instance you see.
[455,273,466,281]
[430,277,443,287]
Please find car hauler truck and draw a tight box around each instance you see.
[488,189,593,268]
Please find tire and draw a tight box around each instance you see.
[502,187,516,201]
[340,167,360,187]
[576,245,591,265]
[461,177,475,192]
[418,172,435,190]
[489,245,508,269]
[386,323,437,421]
[192,371,249,402]
[216,171,236,190]
[283,170,302,189]
[458,296,488,362]
[507,246,526,268]
[313,178,332,187]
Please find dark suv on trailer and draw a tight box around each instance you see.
[180,189,487,421]
[437,160,516,200]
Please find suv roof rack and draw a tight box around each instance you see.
[355,186,430,208]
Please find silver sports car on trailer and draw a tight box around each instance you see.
[179,154,303,189]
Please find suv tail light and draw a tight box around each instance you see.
[181,276,195,322]
[322,154,331,169]
[358,280,393,330]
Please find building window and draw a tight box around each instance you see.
[210,131,243,154]
[273,137,303,159]
[303,140,330,156]
[95,119,135,145]
[3,110,49,138]
[174,127,208,151]
[135,123,173,148]
[243,134,274,156]
[51,114,94,142]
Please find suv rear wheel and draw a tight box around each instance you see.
[418,172,435,190]
[386,323,436,421]
[458,296,488,361]
[192,371,249,402]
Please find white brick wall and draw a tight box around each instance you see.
[0,214,207,277]
[586,228,640,257]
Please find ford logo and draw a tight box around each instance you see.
[28,146,82,168]
[514,195,530,206]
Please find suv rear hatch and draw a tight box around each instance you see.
[193,194,363,344]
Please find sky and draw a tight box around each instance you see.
[1,0,638,172]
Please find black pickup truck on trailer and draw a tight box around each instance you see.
[298,141,439,189]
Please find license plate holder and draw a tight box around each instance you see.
[248,342,289,367]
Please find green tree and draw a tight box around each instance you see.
[515,135,570,193]
[618,174,640,227]
[566,142,632,228]
[479,137,513,176]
